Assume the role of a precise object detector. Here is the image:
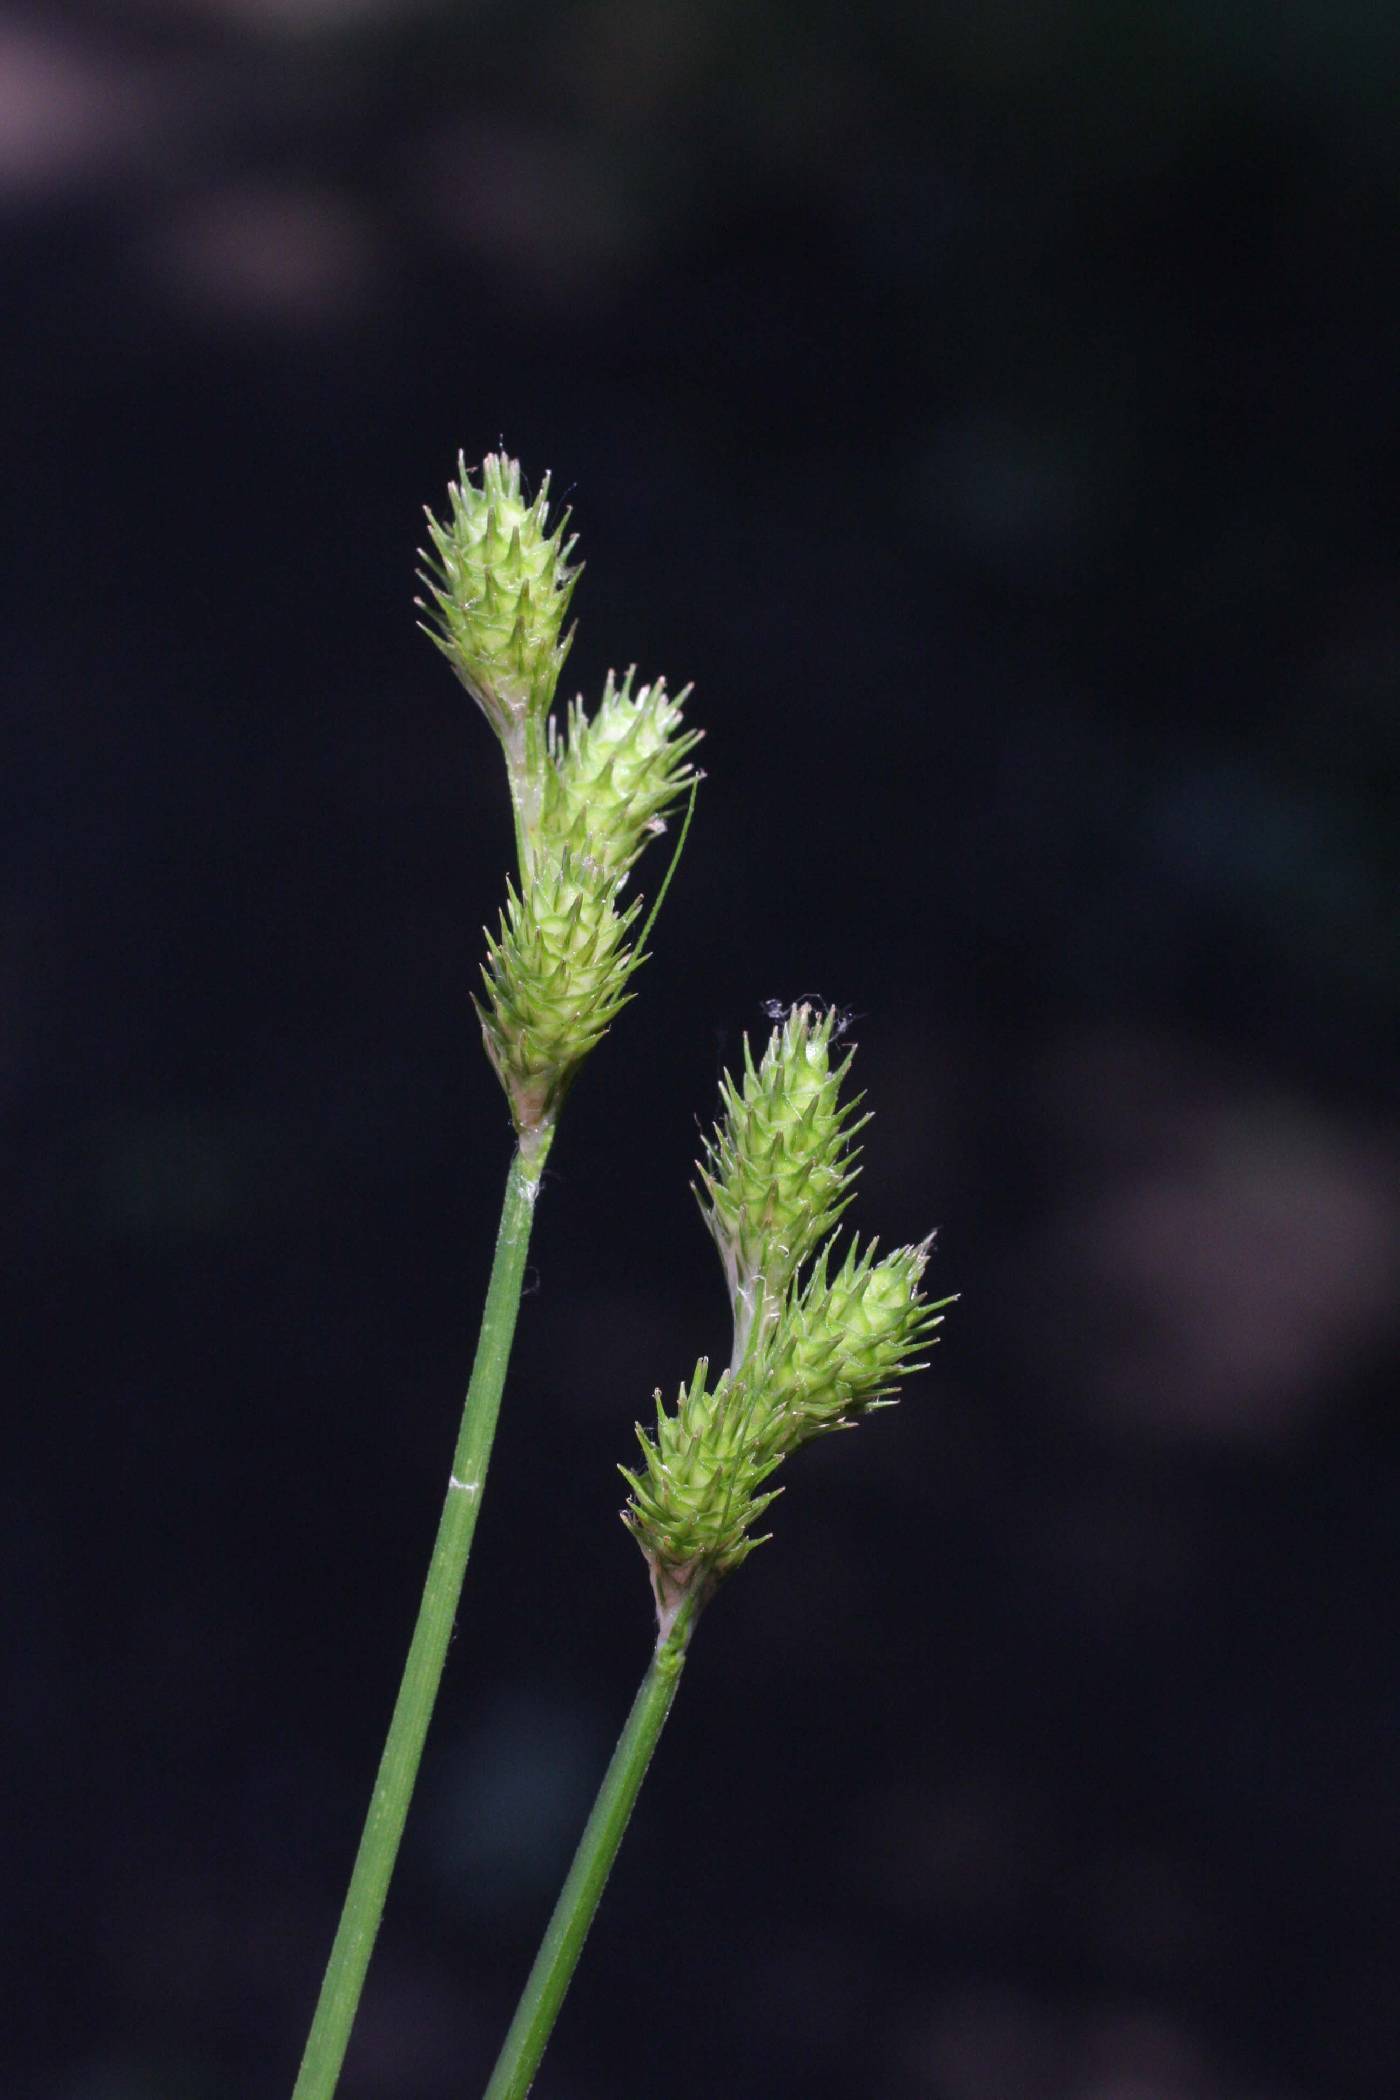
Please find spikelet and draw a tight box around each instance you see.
[544,669,702,880]
[476,850,642,1147]
[620,1360,787,1627]
[752,1236,952,1442]
[697,1005,866,1355]
[419,452,581,737]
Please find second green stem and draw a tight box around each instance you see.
[482,1596,700,2100]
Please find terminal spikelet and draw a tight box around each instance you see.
[418,452,581,737]
[697,1005,866,1353]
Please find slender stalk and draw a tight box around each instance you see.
[292,1138,552,2100]
[501,723,536,878]
[482,1597,700,2100]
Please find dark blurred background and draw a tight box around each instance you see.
[5,2,1399,2096]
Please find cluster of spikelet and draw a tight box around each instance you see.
[419,454,700,1154]
[623,1006,952,1625]
[418,459,952,1617]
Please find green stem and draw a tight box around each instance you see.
[482,1597,700,2100]
[504,713,546,880]
[292,1137,552,2100]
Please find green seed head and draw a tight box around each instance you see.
[625,1012,953,1626]
[476,849,641,1146]
[622,1239,949,1617]
[620,1360,786,1628]
[755,1237,951,1442]
[544,668,703,880]
[419,452,581,737]
[697,1005,866,1352]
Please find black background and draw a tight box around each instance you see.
[5,4,1399,2097]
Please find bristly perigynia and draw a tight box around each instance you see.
[625,1006,953,1626]
[420,455,701,1158]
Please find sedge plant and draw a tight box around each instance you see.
[291,455,701,2100]
[481,1004,954,2099]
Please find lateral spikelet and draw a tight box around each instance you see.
[476,850,641,1142]
[620,1361,786,1623]
[754,1237,952,1441]
[544,669,702,879]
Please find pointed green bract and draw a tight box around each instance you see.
[544,669,702,880]
[477,850,643,1150]
[419,452,581,737]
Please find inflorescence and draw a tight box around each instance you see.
[419,454,701,1156]
[419,457,951,1625]
[623,1005,953,1628]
